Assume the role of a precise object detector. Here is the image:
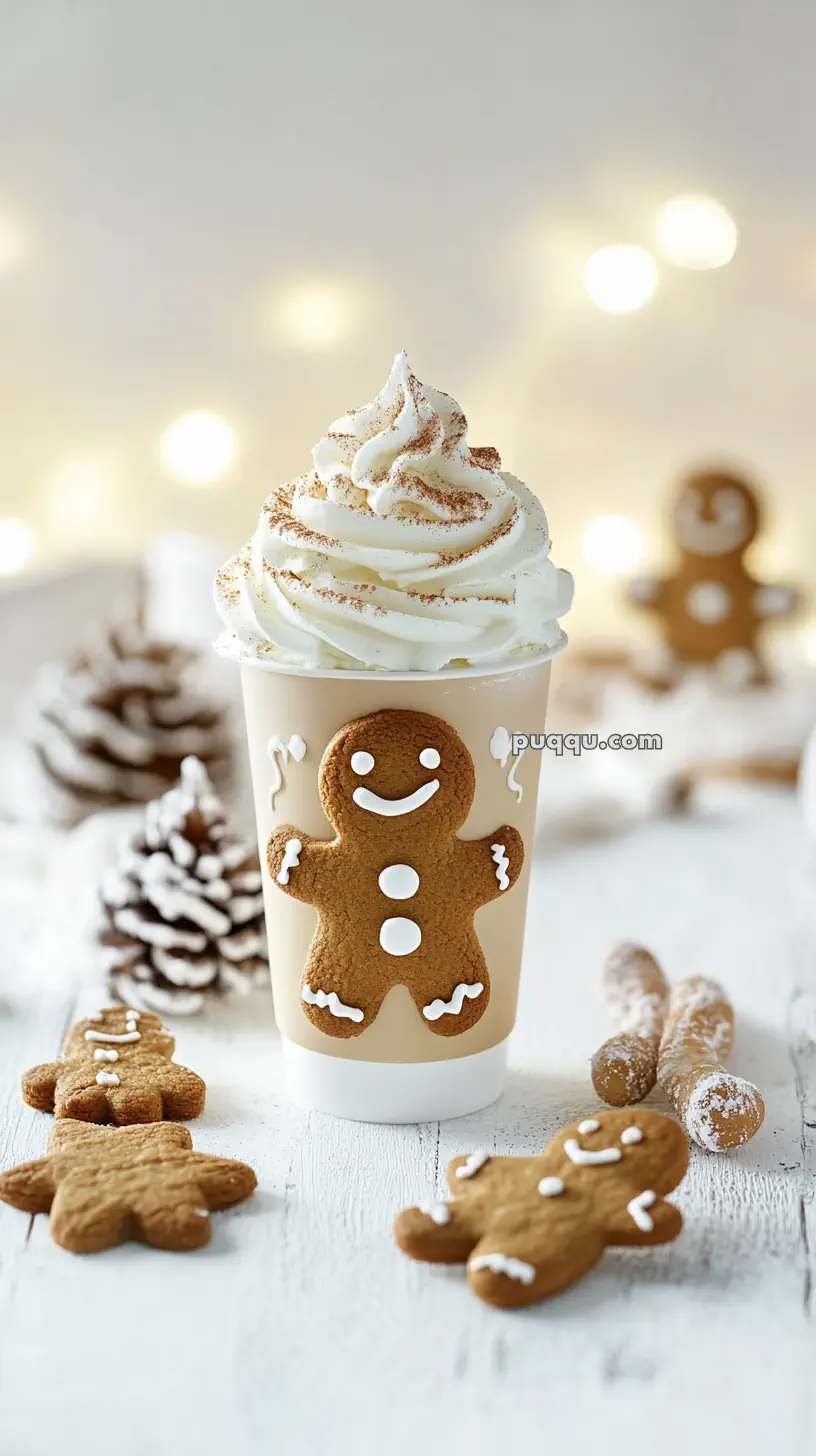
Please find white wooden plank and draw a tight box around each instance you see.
[0,793,813,1455]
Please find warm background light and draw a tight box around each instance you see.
[657,194,738,270]
[0,208,26,275]
[583,245,658,313]
[159,412,235,486]
[0,517,35,574]
[581,515,643,574]
[273,280,354,351]
[42,460,110,537]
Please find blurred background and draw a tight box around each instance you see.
[1,0,815,652]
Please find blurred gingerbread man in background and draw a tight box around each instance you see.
[628,468,801,687]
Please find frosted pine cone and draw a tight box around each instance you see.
[100,756,267,1015]
[26,609,230,823]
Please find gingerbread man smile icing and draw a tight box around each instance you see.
[627,469,799,685]
[267,709,524,1038]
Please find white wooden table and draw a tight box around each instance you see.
[0,785,813,1456]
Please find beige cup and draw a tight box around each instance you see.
[240,652,558,1121]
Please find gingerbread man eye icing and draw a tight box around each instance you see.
[419,747,440,769]
[351,751,375,775]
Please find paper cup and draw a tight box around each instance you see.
[239,650,560,1121]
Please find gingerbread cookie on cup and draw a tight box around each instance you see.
[267,708,524,1038]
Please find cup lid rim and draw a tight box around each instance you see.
[219,633,567,681]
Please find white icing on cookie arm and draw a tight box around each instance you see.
[457,826,524,907]
[266,828,333,903]
[627,575,665,609]
[606,1189,683,1245]
[753,582,798,618]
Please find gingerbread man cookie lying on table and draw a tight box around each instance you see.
[0,1120,256,1253]
[628,469,799,686]
[395,1108,688,1308]
[267,709,524,1038]
[22,1007,205,1124]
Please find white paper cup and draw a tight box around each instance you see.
[239,649,560,1121]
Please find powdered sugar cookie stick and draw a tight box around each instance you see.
[591,944,669,1106]
[657,976,764,1151]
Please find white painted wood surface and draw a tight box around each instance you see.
[0,786,814,1456]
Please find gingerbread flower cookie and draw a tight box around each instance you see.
[22,1007,205,1124]
[628,469,799,686]
[394,1109,688,1308]
[267,709,524,1038]
[0,1120,256,1254]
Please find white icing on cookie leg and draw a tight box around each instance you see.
[455,1149,490,1180]
[302,985,364,1023]
[418,1201,451,1225]
[469,1252,535,1285]
[563,1138,621,1166]
[423,982,484,1021]
[277,838,302,885]
[627,1189,657,1232]
[490,843,510,891]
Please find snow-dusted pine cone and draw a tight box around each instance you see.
[99,756,267,1015]
[26,609,230,823]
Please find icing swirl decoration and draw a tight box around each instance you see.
[214,353,573,671]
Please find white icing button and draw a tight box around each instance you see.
[379,916,422,956]
[95,1071,120,1087]
[578,1118,600,1135]
[538,1176,565,1197]
[419,747,440,769]
[621,1126,644,1145]
[378,864,419,900]
[351,751,374,775]
[685,580,732,624]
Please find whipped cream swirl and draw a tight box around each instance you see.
[214,353,573,671]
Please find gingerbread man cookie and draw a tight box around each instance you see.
[628,469,799,685]
[22,1007,205,1124]
[267,709,524,1038]
[394,1108,688,1308]
[0,1120,256,1253]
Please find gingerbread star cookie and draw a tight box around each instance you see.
[394,1109,688,1308]
[22,1007,205,1124]
[628,469,799,686]
[0,1120,256,1253]
[267,708,524,1039]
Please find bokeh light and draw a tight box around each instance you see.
[582,515,643,573]
[0,517,35,574]
[656,194,738,270]
[583,246,658,313]
[273,280,354,350]
[160,411,235,486]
